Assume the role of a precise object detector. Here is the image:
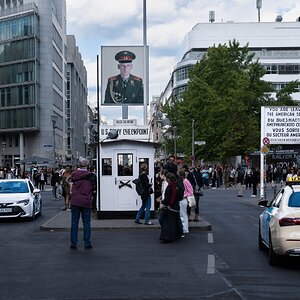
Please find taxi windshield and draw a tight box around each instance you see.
[288,192,300,207]
[0,181,29,194]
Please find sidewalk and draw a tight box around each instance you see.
[40,210,212,231]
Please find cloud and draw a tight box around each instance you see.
[67,0,300,112]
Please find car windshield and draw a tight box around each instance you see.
[0,181,29,194]
[288,192,300,207]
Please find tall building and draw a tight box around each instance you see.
[160,20,300,105]
[0,0,87,168]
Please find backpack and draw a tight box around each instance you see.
[176,177,184,201]
[133,177,144,196]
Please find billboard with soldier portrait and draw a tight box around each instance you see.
[101,46,145,106]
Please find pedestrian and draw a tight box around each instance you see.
[156,169,169,226]
[187,166,203,222]
[51,168,61,199]
[244,165,253,189]
[159,173,183,243]
[70,157,96,250]
[134,163,154,225]
[177,168,192,235]
[39,169,46,191]
[163,155,178,176]
[62,169,72,211]
[251,167,260,197]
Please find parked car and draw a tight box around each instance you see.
[0,179,42,220]
[258,177,300,265]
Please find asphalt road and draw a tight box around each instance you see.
[1,186,300,300]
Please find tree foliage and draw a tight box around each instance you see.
[163,40,298,163]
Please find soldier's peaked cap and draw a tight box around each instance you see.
[115,50,136,63]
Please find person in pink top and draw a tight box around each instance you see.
[177,168,193,234]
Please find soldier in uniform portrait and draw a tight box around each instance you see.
[104,50,143,104]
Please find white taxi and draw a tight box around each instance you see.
[0,179,42,220]
[258,176,300,265]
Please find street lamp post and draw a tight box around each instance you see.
[192,119,195,167]
[51,114,57,162]
[173,126,177,158]
[1,141,6,167]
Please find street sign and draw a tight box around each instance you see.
[260,145,269,155]
[262,137,270,146]
[195,141,206,145]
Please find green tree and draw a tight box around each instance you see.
[163,40,298,163]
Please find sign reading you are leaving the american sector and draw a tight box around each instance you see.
[261,106,300,145]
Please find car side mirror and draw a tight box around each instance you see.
[258,200,268,208]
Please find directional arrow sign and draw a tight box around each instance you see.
[195,141,206,145]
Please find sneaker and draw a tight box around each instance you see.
[85,245,93,250]
[134,220,142,224]
[70,244,77,250]
[250,195,257,197]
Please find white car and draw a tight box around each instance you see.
[258,178,300,265]
[0,179,42,220]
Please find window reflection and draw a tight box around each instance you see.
[102,158,112,175]
[117,153,133,176]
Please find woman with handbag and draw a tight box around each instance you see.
[177,168,193,234]
[187,167,203,222]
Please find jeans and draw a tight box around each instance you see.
[135,196,151,223]
[179,198,189,233]
[70,205,92,247]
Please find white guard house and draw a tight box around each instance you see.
[98,124,155,218]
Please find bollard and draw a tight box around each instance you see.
[237,183,243,197]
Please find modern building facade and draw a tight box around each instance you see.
[160,20,300,105]
[0,0,87,168]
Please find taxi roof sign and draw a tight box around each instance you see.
[286,176,300,185]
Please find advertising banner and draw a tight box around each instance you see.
[101,46,145,106]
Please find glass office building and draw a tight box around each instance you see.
[0,0,87,167]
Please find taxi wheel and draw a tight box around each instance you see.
[268,234,278,266]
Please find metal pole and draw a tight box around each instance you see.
[143,0,148,125]
[53,125,56,161]
[192,119,195,167]
[97,55,101,214]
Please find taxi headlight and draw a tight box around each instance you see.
[16,199,30,206]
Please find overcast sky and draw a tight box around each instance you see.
[66,0,300,123]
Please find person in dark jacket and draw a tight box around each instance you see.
[187,167,203,222]
[134,163,153,225]
[251,167,260,197]
[159,173,183,242]
[70,157,96,250]
[163,155,178,176]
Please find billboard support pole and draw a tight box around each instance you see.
[143,0,148,125]
[260,107,265,199]
[97,54,101,212]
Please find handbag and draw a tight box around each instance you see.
[187,195,196,208]
[192,172,203,196]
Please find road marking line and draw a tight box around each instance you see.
[208,232,214,243]
[207,254,215,274]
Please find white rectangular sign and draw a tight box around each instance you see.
[113,119,137,126]
[100,125,151,141]
[261,106,300,145]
